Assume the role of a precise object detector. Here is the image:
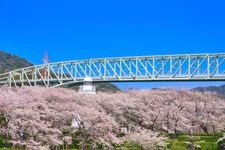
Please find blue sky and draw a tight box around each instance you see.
[1,0,225,89]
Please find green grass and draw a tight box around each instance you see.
[170,146,186,150]
[0,133,223,150]
[0,149,80,150]
[167,134,222,150]
[115,141,143,150]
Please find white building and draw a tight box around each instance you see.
[79,77,96,94]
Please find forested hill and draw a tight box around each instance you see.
[192,84,225,96]
[0,50,32,73]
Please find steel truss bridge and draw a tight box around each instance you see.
[0,53,225,88]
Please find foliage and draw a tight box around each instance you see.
[192,84,225,97]
[115,141,143,150]
[0,137,11,148]
[217,133,225,150]
[0,50,32,74]
[167,134,223,150]
[94,82,121,93]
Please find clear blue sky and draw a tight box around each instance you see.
[1,0,225,89]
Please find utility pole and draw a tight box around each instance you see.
[43,50,49,64]
[42,50,49,81]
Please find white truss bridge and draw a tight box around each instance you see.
[0,53,225,88]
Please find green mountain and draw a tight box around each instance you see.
[192,84,225,96]
[0,50,32,73]
[0,50,120,92]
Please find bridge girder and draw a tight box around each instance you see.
[0,53,225,88]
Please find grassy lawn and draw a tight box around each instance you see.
[0,134,223,150]
[0,149,79,150]
[167,134,223,150]
[115,141,142,150]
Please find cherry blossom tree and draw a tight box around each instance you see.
[0,86,224,149]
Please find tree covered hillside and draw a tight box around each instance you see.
[0,50,32,73]
[192,84,225,97]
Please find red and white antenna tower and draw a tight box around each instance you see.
[43,50,49,64]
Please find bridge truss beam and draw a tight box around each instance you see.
[0,53,225,87]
